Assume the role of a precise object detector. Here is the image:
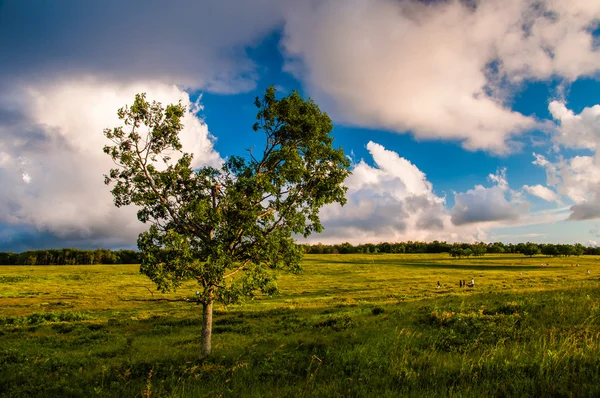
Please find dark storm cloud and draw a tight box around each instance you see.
[0,0,284,91]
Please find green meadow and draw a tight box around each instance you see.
[1,253,600,397]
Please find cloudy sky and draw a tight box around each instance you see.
[1,0,600,251]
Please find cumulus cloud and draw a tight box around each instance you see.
[281,0,600,153]
[311,141,510,244]
[451,186,521,225]
[316,141,446,241]
[450,167,527,225]
[535,101,600,220]
[537,153,600,203]
[549,101,600,151]
[0,80,222,249]
[522,184,559,202]
[548,94,600,223]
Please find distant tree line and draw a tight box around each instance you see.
[0,248,140,265]
[301,241,593,257]
[0,241,597,265]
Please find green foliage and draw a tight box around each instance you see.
[103,87,349,307]
[301,240,597,256]
[0,241,593,267]
[522,243,540,257]
[0,248,139,265]
[450,246,472,258]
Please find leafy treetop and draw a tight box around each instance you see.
[103,86,350,305]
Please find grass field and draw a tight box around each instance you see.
[1,253,600,397]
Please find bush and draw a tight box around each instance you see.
[314,314,354,331]
[372,307,385,315]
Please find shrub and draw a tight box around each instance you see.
[372,307,385,315]
[314,314,354,331]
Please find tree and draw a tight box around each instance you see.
[522,243,540,257]
[487,242,505,254]
[471,242,487,257]
[541,244,559,257]
[450,246,467,258]
[103,87,350,356]
[573,243,585,256]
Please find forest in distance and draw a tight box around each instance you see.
[1,240,597,266]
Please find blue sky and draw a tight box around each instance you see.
[1,0,600,251]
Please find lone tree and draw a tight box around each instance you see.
[103,87,350,356]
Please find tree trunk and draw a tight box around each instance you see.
[201,297,213,356]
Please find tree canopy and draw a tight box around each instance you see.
[103,86,350,355]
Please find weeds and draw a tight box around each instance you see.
[0,310,93,326]
[143,367,154,398]
[314,314,354,331]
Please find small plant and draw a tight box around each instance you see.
[314,314,354,331]
[372,307,385,315]
[305,354,323,390]
[143,367,154,398]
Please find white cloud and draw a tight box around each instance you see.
[549,101,600,151]
[0,152,10,166]
[450,166,529,225]
[533,152,551,167]
[539,155,600,204]
[0,79,222,246]
[536,101,600,220]
[522,184,559,202]
[281,0,600,153]
[451,185,522,226]
[310,141,526,244]
[315,141,448,243]
[488,168,509,191]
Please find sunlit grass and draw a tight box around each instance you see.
[1,253,599,397]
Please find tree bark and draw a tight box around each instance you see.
[201,297,213,356]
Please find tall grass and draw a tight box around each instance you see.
[1,254,599,396]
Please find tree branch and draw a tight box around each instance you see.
[133,138,191,235]
[224,259,251,279]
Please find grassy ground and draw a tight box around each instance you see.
[1,253,599,397]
